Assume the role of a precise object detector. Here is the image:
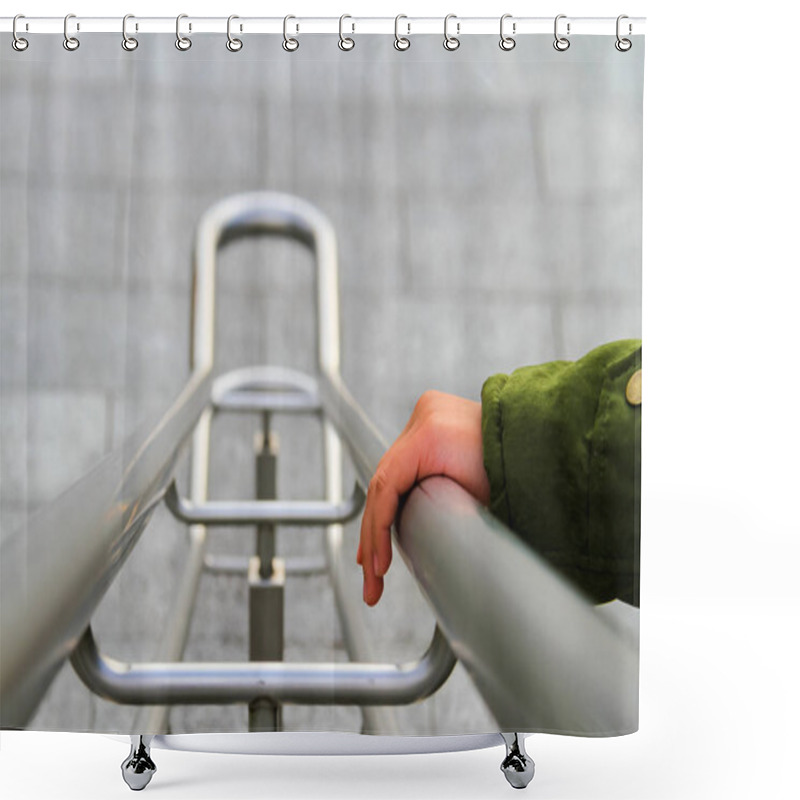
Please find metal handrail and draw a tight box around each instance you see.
[203,554,329,577]
[211,365,321,414]
[0,370,211,728]
[1,191,637,738]
[144,192,407,736]
[0,193,417,731]
[164,480,366,526]
[398,477,639,735]
[71,624,454,706]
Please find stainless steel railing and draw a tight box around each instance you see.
[0,370,211,727]
[117,192,455,736]
[398,478,639,734]
[0,192,455,733]
[0,192,637,738]
[71,622,455,706]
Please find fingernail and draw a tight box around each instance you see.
[373,553,381,577]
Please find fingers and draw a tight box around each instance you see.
[359,487,382,605]
[359,436,420,606]
[357,391,489,606]
[366,468,395,578]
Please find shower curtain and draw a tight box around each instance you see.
[0,17,644,745]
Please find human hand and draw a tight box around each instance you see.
[357,390,490,606]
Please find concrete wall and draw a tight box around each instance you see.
[0,33,643,734]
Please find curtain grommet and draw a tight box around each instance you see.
[121,14,138,51]
[175,14,192,51]
[63,13,80,51]
[12,14,29,51]
[443,14,460,51]
[282,15,299,52]
[615,15,632,51]
[338,14,355,51]
[226,15,243,52]
[499,14,516,51]
[394,14,410,51]
[553,14,570,52]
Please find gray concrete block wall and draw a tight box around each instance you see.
[0,33,643,735]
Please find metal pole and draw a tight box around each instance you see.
[255,415,278,577]
[0,17,648,37]
[163,479,365,526]
[130,410,214,735]
[248,414,283,732]
[398,477,640,735]
[72,624,455,706]
[0,370,211,728]
[161,192,402,735]
[2,192,442,732]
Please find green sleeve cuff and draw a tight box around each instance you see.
[481,340,641,606]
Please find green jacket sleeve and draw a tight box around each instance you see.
[481,340,641,607]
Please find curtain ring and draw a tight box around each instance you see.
[122,14,138,51]
[226,15,243,52]
[175,14,192,51]
[443,14,460,51]
[283,15,299,51]
[499,14,516,51]
[12,15,29,52]
[615,15,632,52]
[339,14,355,51]
[63,13,80,51]
[553,14,570,52]
[394,14,410,51]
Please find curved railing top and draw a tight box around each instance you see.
[191,192,342,376]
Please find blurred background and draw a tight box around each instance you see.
[0,32,642,734]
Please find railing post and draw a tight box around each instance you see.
[249,413,284,732]
[254,413,279,573]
